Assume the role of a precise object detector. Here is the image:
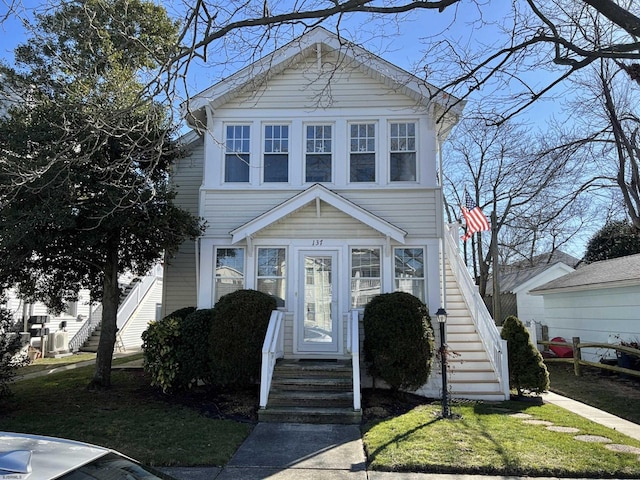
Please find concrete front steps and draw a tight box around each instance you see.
[259,359,362,424]
[443,261,507,401]
[79,326,101,353]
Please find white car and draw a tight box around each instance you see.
[0,432,177,479]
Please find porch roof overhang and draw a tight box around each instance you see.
[230,184,407,244]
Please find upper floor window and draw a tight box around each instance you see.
[389,122,416,182]
[264,125,289,183]
[306,124,332,182]
[215,247,245,302]
[257,247,286,307]
[351,248,381,308]
[350,123,376,182]
[225,125,250,182]
[394,247,425,302]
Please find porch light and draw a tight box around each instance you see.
[435,307,451,418]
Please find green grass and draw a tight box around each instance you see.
[17,353,97,374]
[546,362,640,424]
[1,360,251,467]
[363,401,640,477]
[4,353,640,475]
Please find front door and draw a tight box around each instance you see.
[297,250,339,354]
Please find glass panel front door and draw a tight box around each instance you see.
[298,251,338,353]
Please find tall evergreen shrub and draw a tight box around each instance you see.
[209,289,277,387]
[500,315,549,396]
[363,292,435,391]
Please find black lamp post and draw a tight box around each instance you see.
[436,307,450,418]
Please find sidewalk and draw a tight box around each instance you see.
[160,393,640,480]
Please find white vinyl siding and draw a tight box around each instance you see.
[162,137,204,316]
[221,51,420,111]
[201,189,440,239]
[540,285,640,362]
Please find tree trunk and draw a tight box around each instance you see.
[89,233,120,389]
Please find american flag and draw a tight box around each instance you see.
[461,191,490,241]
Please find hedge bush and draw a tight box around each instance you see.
[142,306,206,393]
[209,289,277,387]
[363,292,435,391]
[0,304,29,398]
[501,315,549,396]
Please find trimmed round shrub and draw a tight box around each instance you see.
[142,306,209,393]
[363,292,435,391]
[209,289,277,387]
[501,315,549,396]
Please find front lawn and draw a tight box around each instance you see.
[1,359,252,467]
[363,400,640,478]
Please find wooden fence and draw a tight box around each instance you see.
[539,337,640,379]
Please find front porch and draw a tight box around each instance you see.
[257,226,510,423]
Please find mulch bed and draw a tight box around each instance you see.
[132,370,432,425]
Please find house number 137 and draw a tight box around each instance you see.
[312,239,323,246]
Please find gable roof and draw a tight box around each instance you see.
[486,250,579,295]
[183,27,463,137]
[486,262,574,295]
[230,183,406,244]
[530,253,640,295]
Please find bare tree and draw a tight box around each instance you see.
[442,113,590,303]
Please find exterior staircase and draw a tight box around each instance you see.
[79,325,102,353]
[258,359,362,424]
[445,267,505,400]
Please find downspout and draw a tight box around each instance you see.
[195,237,200,305]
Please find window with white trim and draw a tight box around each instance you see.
[263,125,289,183]
[257,248,286,307]
[350,123,376,182]
[225,125,250,182]
[389,122,416,182]
[305,124,332,182]
[351,248,381,308]
[215,248,245,302]
[394,247,425,301]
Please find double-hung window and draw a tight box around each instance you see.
[350,123,376,182]
[390,122,416,182]
[263,125,289,183]
[351,248,381,308]
[394,247,425,301]
[225,125,250,182]
[257,248,286,307]
[305,124,332,182]
[215,248,245,302]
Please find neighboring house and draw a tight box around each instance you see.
[3,266,163,355]
[163,27,510,421]
[486,251,579,324]
[530,253,640,362]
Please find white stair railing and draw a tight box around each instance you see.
[117,264,164,331]
[347,309,361,411]
[444,224,510,399]
[259,310,285,408]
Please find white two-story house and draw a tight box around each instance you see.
[163,27,509,422]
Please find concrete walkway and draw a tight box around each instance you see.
[158,393,640,480]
